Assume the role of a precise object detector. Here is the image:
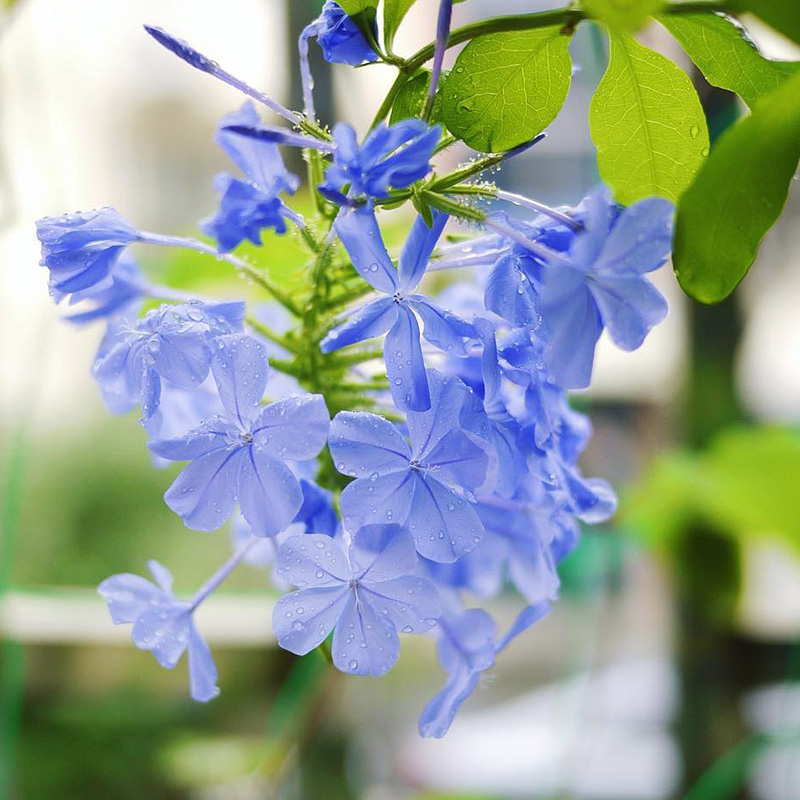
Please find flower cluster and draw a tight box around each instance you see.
[36,2,673,738]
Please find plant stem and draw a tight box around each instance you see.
[246,317,297,353]
[401,2,731,73]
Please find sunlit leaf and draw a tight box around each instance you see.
[384,0,417,47]
[673,70,800,302]
[440,28,572,152]
[590,32,709,204]
[660,11,800,108]
[582,0,665,32]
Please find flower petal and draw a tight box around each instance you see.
[210,334,269,428]
[252,394,330,460]
[238,446,304,536]
[340,469,415,530]
[334,206,398,293]
[163,447,244,531]
[329,411,411,478]
[484,254,538,327]
[187,625,220,702]
[319,297,397,353]
[97,573,166,624]
[273,585,350,655]
[398,211,447,292]
[409,295,476,356]
[350,524,419,582]
[407,475,484,563]
[384,306,430,412]
[275,534,350,586]
[590,275,668,351]
[360,576,440,634]
[332,593,400,676]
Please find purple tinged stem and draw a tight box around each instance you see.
[425,0,453,120]
[495,190,582,231]
[189,537,259,612]
[484,217,572,267]
[298,26,318,121]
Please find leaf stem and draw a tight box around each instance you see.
[402,2,732,73]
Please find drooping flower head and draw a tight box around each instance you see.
[98,560,219,702]
[37,208,141,302]
[202,102,301,252]
[305,1,379,67]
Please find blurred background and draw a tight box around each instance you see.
[1,0,800,798]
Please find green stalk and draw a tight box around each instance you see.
[400,2,731,74]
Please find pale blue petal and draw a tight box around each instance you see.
[398,211,447,292]
[407,475,484,563]
[407,370,471,462]
[334,206,398,293]
[340,469,415,530]
[252,394,330,460]
[508,539,560,605]
[320,297,397,353]
[422,429,489,490]
[132,604,191,669]
[187,625,220,702]
[332,593,400,676]
[360,576,440,633]
[274,534,350,586]
[495,601,551,653]
[148,417,239,462]
[484,254,538,326]
[408,296,476,356]
[151,329,212,390]
[163,447,244,531]
[238,446,304,537]
[211,334,269,428]
[594,197,674,275]
[384,306,430,412]
[328,411,410,478]
[97,573,166,624]
[590,275,668,351]
[350,524,418,582]
[273,585,350,655]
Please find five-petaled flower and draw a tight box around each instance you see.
[273,525,440,676]
[98,560,219,702]
[322,207,476,411]
[329,370,494,562]
[149,333,330,536]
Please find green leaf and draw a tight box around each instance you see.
[660,12,800,108]
[581,0,665,33]
[389,69,446,123]
[729,0,800,45]
[590,32,709,204]
[383,0,417,47]
[336,0,379,42]
[439,28,572,153]
[673,70,800,302]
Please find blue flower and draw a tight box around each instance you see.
[93,300,245,423]
[273,525,440,675]
[330,370,493,562]
[305,1,379,66]
[149,334,330,536]
[485,189,673,388]
[202,102,300,252]
[318,120,440,204]
[98,560,219,702]
[322,207,476,411]
[419,602,550,738]
[63,255,149,325]
[36,208,141,302]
